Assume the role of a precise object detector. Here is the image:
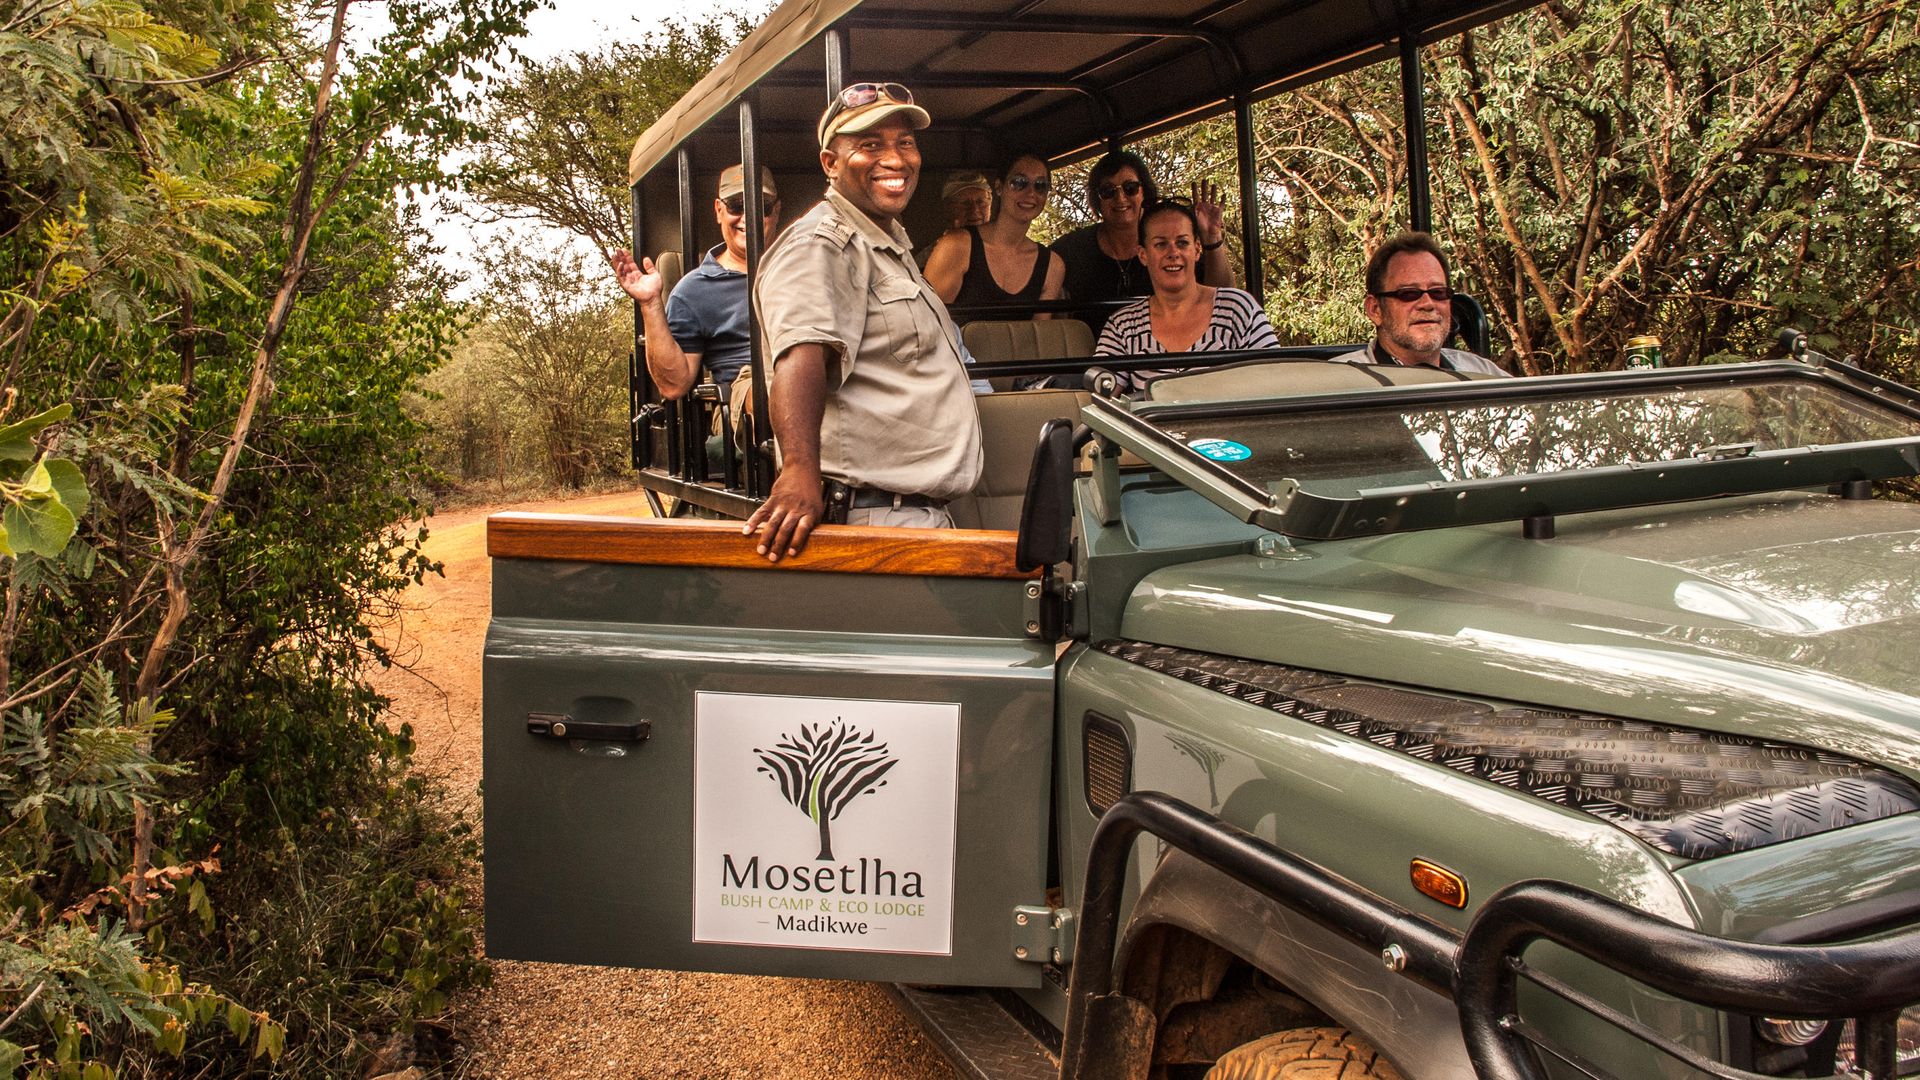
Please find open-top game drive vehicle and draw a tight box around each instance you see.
[487,354,1920,1079]
[482,0,1920,1076]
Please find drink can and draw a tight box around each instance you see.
[1625,335,1664,369]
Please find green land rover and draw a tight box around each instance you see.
[482,0,1920,1076]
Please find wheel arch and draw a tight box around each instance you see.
[1115,849,1478,1080]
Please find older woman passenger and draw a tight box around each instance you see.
[923,152,1067,312]
[1049,150,1236,335]
[1093,200,1277,392]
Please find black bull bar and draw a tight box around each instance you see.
[1061,792,1920,1080]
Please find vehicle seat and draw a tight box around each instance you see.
[1449,293,1489,356]
[948,388,1093,530]
[653,250,686,296]
[1145,358,1485,403]
[961,318,1095,390]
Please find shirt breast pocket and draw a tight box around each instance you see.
[871,274,935,365]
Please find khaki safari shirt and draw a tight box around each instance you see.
[754,188,984,501]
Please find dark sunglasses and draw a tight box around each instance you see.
[722,194,779,216]
[1096,179,1144,201]
[1004,174,1050,194]
[1372,286,1453,304]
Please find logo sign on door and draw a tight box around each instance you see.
[693,691,960,954]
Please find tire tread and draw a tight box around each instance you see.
[1204,1026,1404,1080]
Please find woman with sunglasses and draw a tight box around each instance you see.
[922,152,1066,314]
[1049,150,1236,336]
[1092,200,1277,393]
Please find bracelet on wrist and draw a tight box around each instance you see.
[1202,237,1224,251]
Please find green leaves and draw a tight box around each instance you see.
[0,404,89,559]
[0,405,72,461]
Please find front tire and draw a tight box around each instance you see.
[1204,1026,1405,1080]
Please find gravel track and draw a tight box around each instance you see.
[370,489,955,1079]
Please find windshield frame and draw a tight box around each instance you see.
[1082,360,1920,541]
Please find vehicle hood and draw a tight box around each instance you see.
[1120,493,1920,776]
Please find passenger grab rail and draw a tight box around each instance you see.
[1063,792,1920,1080]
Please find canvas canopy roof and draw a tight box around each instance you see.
[626,0,1543,186]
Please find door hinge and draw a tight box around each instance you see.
[1023,576,1084,641]
[1011,904,1075,966]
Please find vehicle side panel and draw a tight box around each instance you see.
[485,548,1055,987]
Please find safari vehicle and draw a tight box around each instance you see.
[482,0,1920,1077]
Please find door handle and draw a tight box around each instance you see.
[526,712,651,742]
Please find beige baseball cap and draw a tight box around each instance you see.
[717,164,778,201]
[941,171,992,201]
[817,82,931,149]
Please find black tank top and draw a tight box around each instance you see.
[954,226,1049,307]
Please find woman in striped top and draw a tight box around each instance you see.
[1093,200,1278,392]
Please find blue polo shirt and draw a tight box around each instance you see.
[665,245,751,391]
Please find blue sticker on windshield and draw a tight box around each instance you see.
[1188,438,1252,462]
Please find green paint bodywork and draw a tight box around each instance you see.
[485,560,1055,986]
[486,370,1920,1078]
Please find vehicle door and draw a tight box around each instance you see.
[482,514,1056,987]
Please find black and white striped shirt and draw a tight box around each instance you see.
[1093,287,1279,356]
[1093,287,1280,391]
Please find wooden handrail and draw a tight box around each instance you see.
[486,513,1038,579]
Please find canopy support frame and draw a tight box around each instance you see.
[1400,32,1433,234]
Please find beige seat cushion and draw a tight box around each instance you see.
[961,318,1095,361]
[948,388,1093,531]
[961,318,1095,391]
[653,250,686,297]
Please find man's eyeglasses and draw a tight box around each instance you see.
[1096,179,1144,201]
[1005,174,1050,194]
[723,195,779,217]
[1372,286,1453,304]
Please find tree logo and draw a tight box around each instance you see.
[755,721,899,861]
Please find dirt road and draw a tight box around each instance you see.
[371,489,953,1079]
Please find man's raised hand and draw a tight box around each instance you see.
[614,248,664,305]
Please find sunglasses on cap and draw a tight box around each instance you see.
[1372,286,1453,304]
[1096,179,1144,201]
[820,82,915,131]
[722,194,779,216]
[1004,174,1050,194]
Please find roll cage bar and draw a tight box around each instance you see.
[624,0,1543,515]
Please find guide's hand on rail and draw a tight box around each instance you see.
[743,469,824,564]
[1191,180,1226,247]
[613,248,663,305]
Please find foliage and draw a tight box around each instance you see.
[1244,0,1920,375]
[0,406,88,561]
[463,11,757,256]
[454,242,630,489]
[175,766,484,1075]
[0,0,533,1074]
[0,665,286,1078]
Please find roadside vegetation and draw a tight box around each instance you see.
[417,14,751,493]
[0,0,530,1075]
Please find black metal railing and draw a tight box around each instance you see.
[1456,881,1920,1080]
[1062,791,1920,1080]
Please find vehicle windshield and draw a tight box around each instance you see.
[1148,375,1920,498]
